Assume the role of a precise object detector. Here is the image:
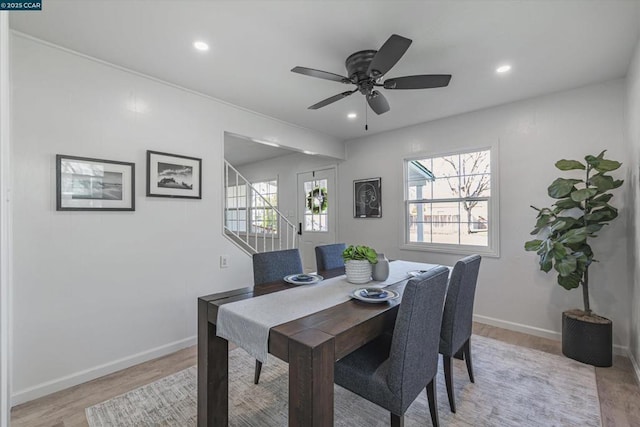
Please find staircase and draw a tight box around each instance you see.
[224,160,297,255]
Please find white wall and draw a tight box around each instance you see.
[10,34,342,404]
[626,36,640,376]
[235,151,341,227]
[338,80,630,348]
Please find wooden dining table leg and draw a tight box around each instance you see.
[288,329,335,427]
[198,298,229,427]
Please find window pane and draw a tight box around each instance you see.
[226,209,247,232]
[460,200,488,227]
[407,181,432,200]
[432,177,459,199]
[460,173,490,198]
[429,201,460,244]
[461,150,490,176]
[408,202,432,243]
[460,225,488,246]
[432,155,459,177]
[459,201,489,246]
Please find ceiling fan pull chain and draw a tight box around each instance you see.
[365,96,368,131]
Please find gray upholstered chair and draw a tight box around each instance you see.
[252,248,303,384]
[252,248,303,287]
[334,266,449,427]
[439,254,482,413]
[315,243,346,272]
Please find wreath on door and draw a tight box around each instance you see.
[307,187,328,214]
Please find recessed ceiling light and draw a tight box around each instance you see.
[303,150,317,155]
[193,41,209,51]
[496,64,512,74]
[347,112,357,119]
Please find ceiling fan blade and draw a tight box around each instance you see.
[367,90,390,115]
[367,34,412,78]
[384,74,452,90]
[291,66,351,84]
[308,90,357,110]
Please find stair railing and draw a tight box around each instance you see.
[224,160,297,254]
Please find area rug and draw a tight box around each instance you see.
[86,335,601,426]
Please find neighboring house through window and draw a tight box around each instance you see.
[404,148,498,256]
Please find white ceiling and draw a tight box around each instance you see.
[224,133,299,167]
[10,1,640,141]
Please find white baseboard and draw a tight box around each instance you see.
[11,336,196,406]
[474,314,562,340]
[473,314,628,356]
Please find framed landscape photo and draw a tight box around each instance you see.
[56,155,135,211]
[146,150,202,199]
[354,177,382,218]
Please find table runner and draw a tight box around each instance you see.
[216,260,439,364]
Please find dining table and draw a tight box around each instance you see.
[197,260,443,427]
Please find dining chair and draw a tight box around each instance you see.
[439,254,482,413]
[334,266,450,427]
[315,243,346,272]
[252,248,303,384]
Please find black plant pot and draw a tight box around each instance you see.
[562,310,612,367]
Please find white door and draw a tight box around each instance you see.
[297,168,336,272]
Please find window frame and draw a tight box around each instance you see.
[225,177,280,238]
[401,145,500,257]
[250,178,279,236]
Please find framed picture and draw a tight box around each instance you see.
[354,177,382,218]
[146,150,202,199]
[56,155,135,211]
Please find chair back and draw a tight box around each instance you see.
[440,255,482,356]
[315,243,346,272]
[387,266,449,408]
[252,249,303,286]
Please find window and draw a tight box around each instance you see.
[225,179,279,235]
[404,148,498,256]
[303,177,328,232]
[251,180,278,234]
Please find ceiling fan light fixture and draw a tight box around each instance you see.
[347,112,357,119]
[496,64,512,74]
[193,41,209,51]
[291,34,451,116]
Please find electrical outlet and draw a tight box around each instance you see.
[220,255,229,268]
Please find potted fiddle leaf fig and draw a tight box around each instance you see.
[342,245,378,284]
[524,150,623,367]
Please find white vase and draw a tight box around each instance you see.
[345,260,372,284]
[372,253,390,281]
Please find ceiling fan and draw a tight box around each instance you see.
[291,34,451,115]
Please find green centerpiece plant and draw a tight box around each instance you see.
[342,245,378,284]
[342,245,378,264]
[524,150,623,367]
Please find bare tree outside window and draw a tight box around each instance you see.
[405,149,492,248]
[442,151,491,233]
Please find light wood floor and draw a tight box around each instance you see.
[11,323,640,427]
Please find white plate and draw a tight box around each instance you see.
[284,274,323,285]
[350,287,400,303]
